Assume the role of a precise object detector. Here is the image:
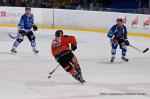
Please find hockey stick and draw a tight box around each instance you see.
[8,29,36,39]
[8,34,17,39]
[130,45,149,53]
[48,65,60,78]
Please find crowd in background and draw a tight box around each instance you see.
[0,0,109,11]
[2,0,36,7]
[0,0,149,14]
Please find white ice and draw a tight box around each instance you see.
[0,27,150,99]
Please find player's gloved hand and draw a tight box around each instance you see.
[125,40,130,46]
[33,25,38,31]
[71,44,77,51]
[19,29,26,35]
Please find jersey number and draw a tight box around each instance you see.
[52,38,61,48]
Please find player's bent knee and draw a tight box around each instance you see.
[65,65,76,75]
[64,65,72,72]
[28,33,36,42]
[63,65,76,75]
[31,34,35,39]
[111,44,118,49]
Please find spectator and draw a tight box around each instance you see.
[23,0,34,7]
[94,3,100,11]
[84,0,90,10]
[89,2,94,10]
[59,2,66,9]
[8,0,15,6]
[76,4,83,10]
[79,0,84,6]
[40,0,49,8]
[140,7,149,14]
[15,0,22,7]
[3,0,7,6]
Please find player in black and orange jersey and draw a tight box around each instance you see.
[51,30,85,84]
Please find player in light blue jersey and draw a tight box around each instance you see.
[11,7,38,54]
[107,18,130,62]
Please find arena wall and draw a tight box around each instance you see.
[0,7,150,37]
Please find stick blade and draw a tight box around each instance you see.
[8,34,17,39]
[143,48,149,53]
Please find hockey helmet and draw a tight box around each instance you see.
[116,18,123,22]
[25,7,31,11]
[55,30,63,37]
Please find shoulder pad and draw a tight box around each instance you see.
[63,35,69,37]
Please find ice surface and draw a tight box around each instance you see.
[0,27,150,99]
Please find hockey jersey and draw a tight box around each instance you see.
[107,24,127,40]
[51,36,77,57]
[18,14,34,30]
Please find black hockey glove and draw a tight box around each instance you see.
[33,25,38,31]
[19,30,26,35]
[71,44,77,51]
[125,40,130,46]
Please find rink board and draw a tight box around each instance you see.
[0,7,150,38]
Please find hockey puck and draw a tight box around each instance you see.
[48,75,51,78]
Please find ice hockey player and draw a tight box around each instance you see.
[11,7,38,54]
[51,30,85,84]
[107,18,130,63]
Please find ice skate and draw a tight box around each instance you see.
[33,49,39,54]
[110,57,115,63]
[11,48,17,54]
[122,56,129,62]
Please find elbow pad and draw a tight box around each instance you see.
[71,44,77,51]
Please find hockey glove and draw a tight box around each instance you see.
[33,25,38,31]
[71,44,77,51]
[19,29,26,36]
[125,40,130,46]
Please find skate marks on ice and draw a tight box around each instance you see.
[0,51,13,55]
[26,77,99,99]
[27,77,80,88]
[0,51,33,56]
[26,77,96,97]
[78,58,125,64]
[79,56,150,65]
[26,77,150,99]
[100,61,124,64]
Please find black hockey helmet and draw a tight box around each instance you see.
[25,7,31,11]
[55,30,63,37]
[116,18,123,22]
